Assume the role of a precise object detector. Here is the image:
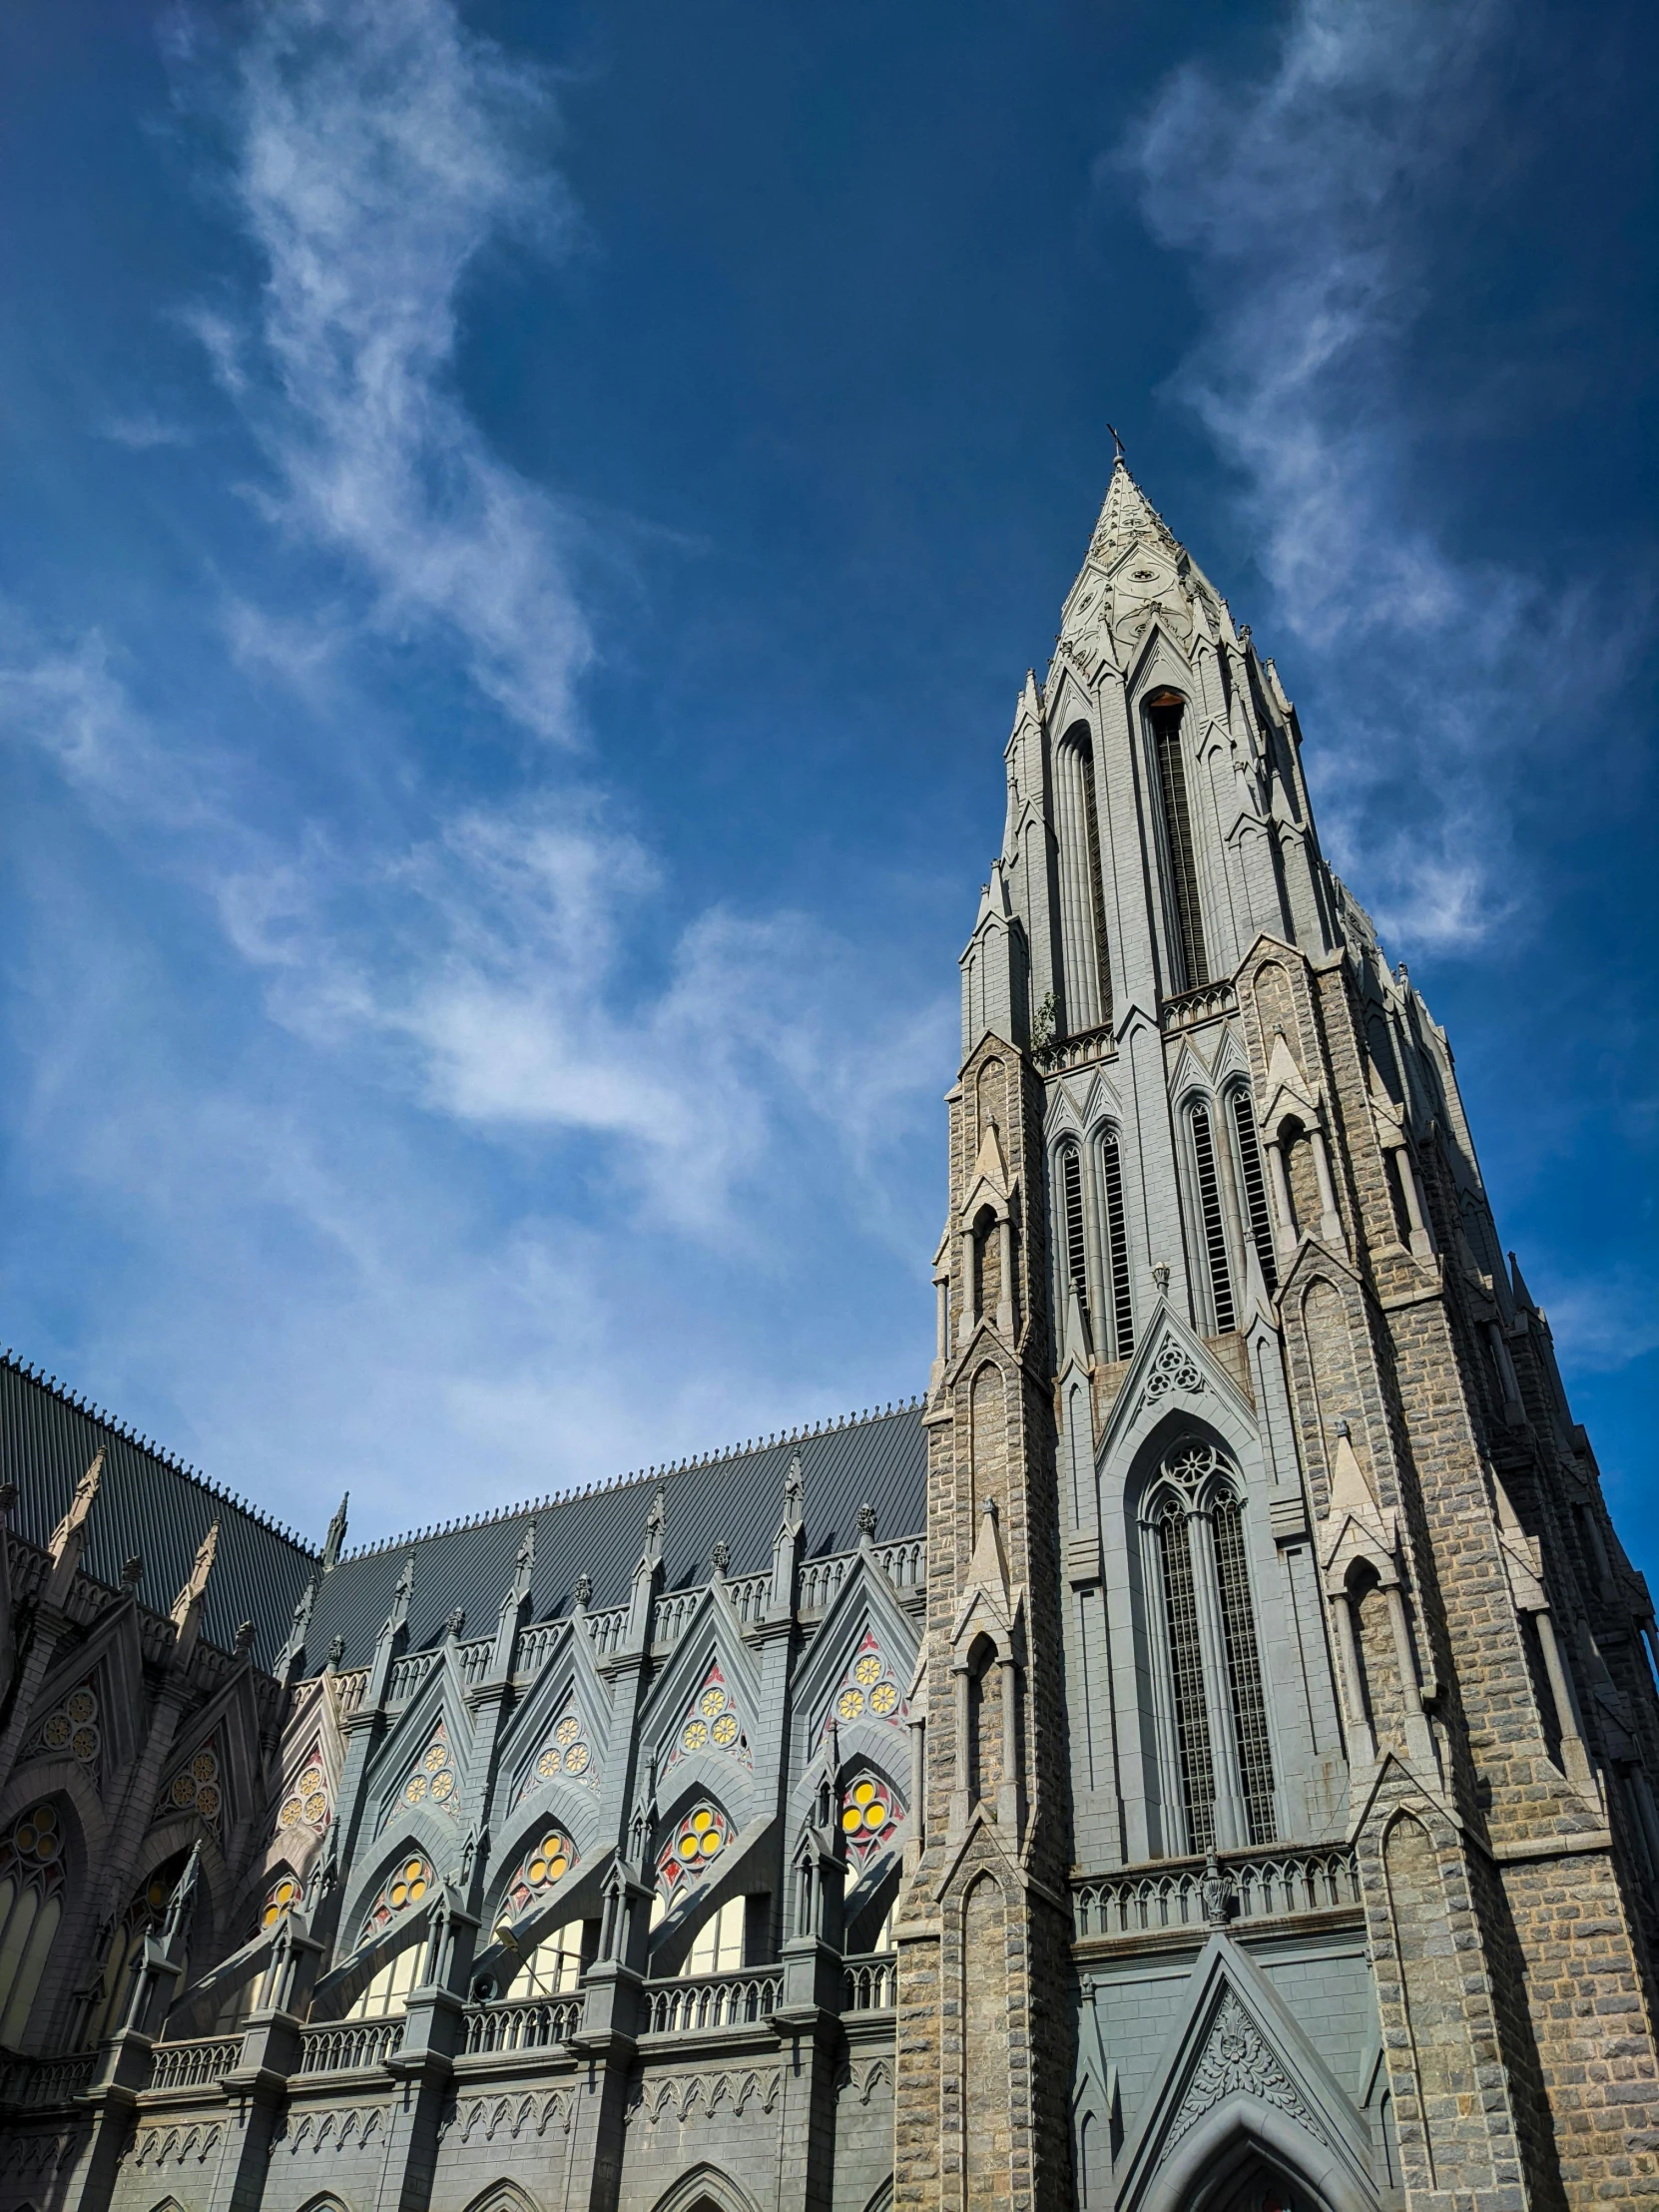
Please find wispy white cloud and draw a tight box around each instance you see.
[0,0,947,1533]
[1117,0,1648,949]
[213,0,589,743]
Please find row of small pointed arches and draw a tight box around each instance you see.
[333,1396,925,1564]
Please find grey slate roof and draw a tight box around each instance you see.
[302,1403,929,1671]
[0,1352,319,1670]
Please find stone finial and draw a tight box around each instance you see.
[1152,1262,1171,1299]
[784,1452,803,1505]
[445,1606,466,1639]
[327,1633,345,1666]
[711,1540,730,1576]
[121,1555,144,1589]
[574,1572,593,1609]
[48,1449,105,1565]
[321,1490,349,1572]
[235,1620,257,1654]
[170,1519,220,1631]
[0,1481,16,1516]
[856,1501,878,1541]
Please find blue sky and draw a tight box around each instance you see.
[1,0,1656,1564]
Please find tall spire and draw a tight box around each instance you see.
[1087,453,1181,562]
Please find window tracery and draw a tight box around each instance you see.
[359,1855,433,1942]
[400,1724,457,1812]
[274,1745,330,1839]
[839,1773,901,1868]
[262,1872,301,1929]
[501,1827,578,1921]
[671,1664,750,1765]
[0,1803,67,2044]
[1144,1440,1277,1854]
[829,1634,903,1731]
[89,1855,188,2048]
[23,1678,102,1778]
[657,1804,730,1907]
[158,1739,224,1834]
[520,1705,594,1802]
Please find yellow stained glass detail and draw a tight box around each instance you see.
[869,1682,899,1716]
[853,1655,882,1685]
[837,1688,864,1720]
[700,1687,726,1719]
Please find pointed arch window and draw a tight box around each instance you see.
[1189,1103,1237,1333]
[1058,1143,1090,1338]
[1100,1131,1134,1359]
[1229,1088,1278,1295]
[1148,691,1208,989]
[1154,1496,1216,1854]
[0,1804,67,2046]
[1212,1491,1276,1843]
[1145,1442,1277,1855]
[88,1855,187,2047]
[1054,726,1114,1033]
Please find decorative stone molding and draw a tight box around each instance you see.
[1163,1992,1329,2160]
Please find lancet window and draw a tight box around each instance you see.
[1054,726,1114,1032]
[87,1856,186,2047]
[0,1804,67,2046]
[1189,1102,1237,1333]
[1058,1143,1090,1338]
[1229,1087,1279,1294]
[1100,1131,1134,1358]
[1148,691,1209,989]
[1144,1441,1277,1854]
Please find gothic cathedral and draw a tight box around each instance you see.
[1,459,1656,2212]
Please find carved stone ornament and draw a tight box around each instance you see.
[1135,1336,1206,1416]
[1163,1990,1328,2160]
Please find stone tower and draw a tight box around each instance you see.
[895,457,1659,2212]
